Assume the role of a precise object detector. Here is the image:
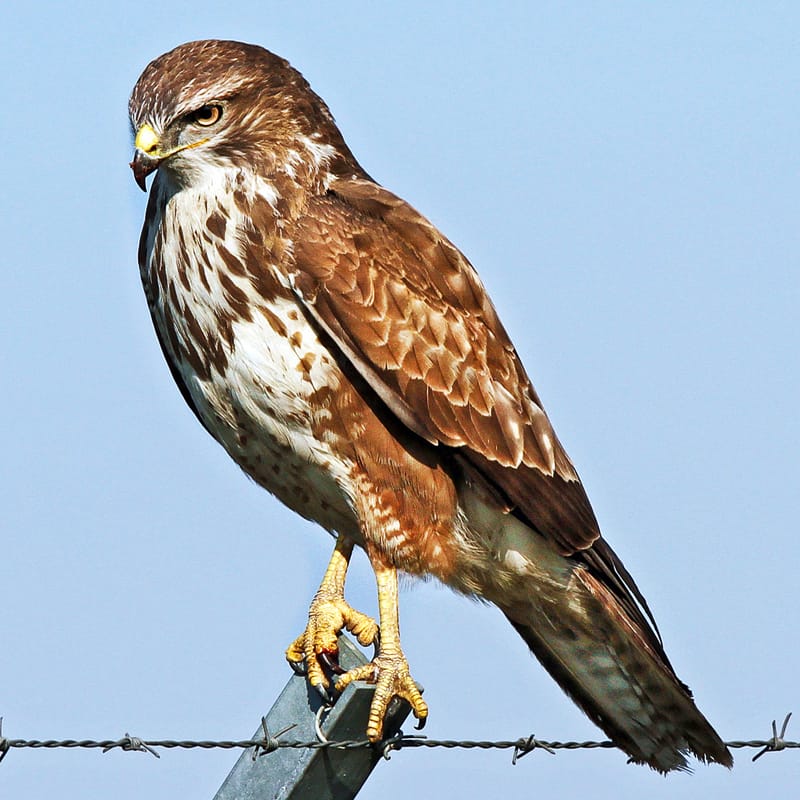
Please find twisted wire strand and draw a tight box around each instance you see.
[0,713,795,764]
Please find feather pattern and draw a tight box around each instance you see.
[129,39,732,772]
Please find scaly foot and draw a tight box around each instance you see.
[336,647,428,741]
[286,591,379,692]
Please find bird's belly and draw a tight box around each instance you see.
[179,297,361,539]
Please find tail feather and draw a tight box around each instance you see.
[460,475,731,771]
[503,564,732,772]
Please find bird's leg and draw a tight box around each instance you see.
[286,534,379,692]
[335,562,428,741]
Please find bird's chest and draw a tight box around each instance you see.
[204,297,358,534]
[142,182,360,536]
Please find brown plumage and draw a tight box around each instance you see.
[129,39,732,771]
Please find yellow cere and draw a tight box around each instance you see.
[135,124,160,154]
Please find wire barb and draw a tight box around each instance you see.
[0,718,9,764]
[252,718,296,760]
[752,713,793,762]
[102,733,160,759]
[512,734,556,764]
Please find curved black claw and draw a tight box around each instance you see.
[288,658,307,676]
[319,650,345,676]
[314,681,334,705]
[414,714,427,731]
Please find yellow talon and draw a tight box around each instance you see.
[286,535,379,690]
[340,562,428,741]
[336,649,428,741]
[287,537,427,741]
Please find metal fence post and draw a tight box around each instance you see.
[213,635,415,800]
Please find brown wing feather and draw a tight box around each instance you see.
[290,177,601,553]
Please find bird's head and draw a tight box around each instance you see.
[129,40,356,192]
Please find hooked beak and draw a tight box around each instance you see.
[130,123,162,192]
[131,149,160,192]
[129,122,210,192]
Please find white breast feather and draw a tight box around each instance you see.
[144,171,359,534]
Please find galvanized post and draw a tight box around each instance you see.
[213,636,415,800]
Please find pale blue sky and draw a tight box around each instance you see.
[1,3,798,798]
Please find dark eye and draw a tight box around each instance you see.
[190,104,223,126]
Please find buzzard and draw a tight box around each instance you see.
[129,40,731,772]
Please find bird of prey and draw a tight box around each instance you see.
[129,39,731,772]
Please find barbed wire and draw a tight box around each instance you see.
[0,713,795,766]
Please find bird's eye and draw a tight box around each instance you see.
[190,104,223,126]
